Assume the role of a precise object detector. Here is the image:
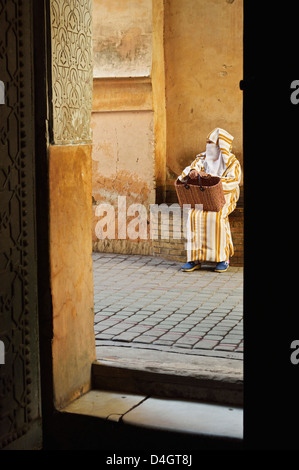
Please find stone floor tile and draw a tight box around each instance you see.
[92,253,243,359]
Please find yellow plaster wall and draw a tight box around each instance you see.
[91,111,155,208]
[92,0,156,253]
[164,0,243,181]
[93,0,153,78]
[152,0,167,202]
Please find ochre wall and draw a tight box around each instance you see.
[164,0,243,182]
[91,107,155,255]
[93,0,153,78]
[92,0,156,254]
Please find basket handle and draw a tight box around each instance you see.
[184,173,205,191]
[198,174,205,191]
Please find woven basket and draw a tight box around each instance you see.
[175,175,226,212]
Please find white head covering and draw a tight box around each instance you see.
[203,128,234,177]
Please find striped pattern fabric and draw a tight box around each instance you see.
[178,128,241,263]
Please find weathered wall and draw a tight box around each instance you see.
[93,0,153,78]
[91,109,155,211]
[91,109,155,254]
[92,0,156,254]
[164,0,243,183]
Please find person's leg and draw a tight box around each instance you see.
[182,209,202,272]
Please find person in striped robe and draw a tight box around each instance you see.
[178,128,241,273]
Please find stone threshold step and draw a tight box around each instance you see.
[61,389,243,449]
[92,346,243,406]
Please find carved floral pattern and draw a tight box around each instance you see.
[50,0,93,144]
[0,0,40,449]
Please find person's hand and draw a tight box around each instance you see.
[199,171,210,178]
[189,170,199,179]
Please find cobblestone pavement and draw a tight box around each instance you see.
[92,253,243,359]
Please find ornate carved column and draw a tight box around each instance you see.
[50,0,93,145]
[48,0,96,409]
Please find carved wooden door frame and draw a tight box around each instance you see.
[0,0,47,449]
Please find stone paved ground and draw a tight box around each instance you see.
[92,253,243,359]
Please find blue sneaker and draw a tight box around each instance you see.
[215,261,229,273]
[181,261,201,272]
